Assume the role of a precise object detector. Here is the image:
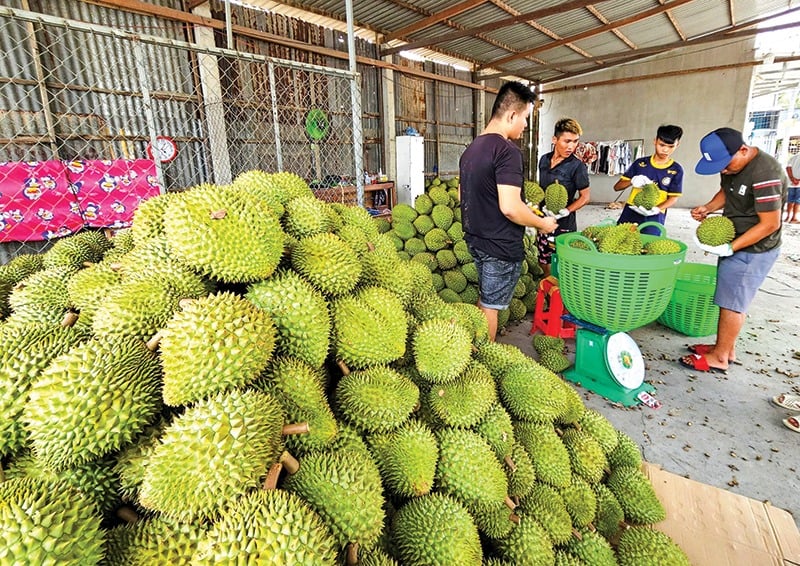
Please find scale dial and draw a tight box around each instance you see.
[146,136,178,163]
[604,332,645,389]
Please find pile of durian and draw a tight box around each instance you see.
[0,170,690,565]
[569,223,683,256]
[385,176,541,329]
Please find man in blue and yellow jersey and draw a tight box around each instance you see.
[613,124,684,235]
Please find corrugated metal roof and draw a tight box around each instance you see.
[244,0,800,86]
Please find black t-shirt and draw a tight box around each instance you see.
[537,152,590,233]
[460,133,525,261]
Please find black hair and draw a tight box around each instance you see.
[490,81,536,119]
[656,124,683,144]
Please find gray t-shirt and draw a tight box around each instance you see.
[720,150,787,253]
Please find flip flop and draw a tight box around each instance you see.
[687,344,714,355]
[678,353,727,374]
[773,393,800,411]
[783,416,800,433]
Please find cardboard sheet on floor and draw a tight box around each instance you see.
[644,463,800,565]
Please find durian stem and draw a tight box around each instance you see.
[210,209,228,219]
[504,495,517,510]
[345,542,359,565]
[61,311,79,327]
[145,331,162,351]
[263,462,283,490]
[281,422,310,436]
[337,360,351,376]
[503,455,517,472]
[572,527,583,541]
[279,451,300,475]
[0,463,4,482]
[509,512,520,525]
[117,506,139,524]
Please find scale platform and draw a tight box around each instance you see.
[561,316,656,407]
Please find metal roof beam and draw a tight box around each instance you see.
[383,0,489,42]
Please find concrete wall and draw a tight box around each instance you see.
[537,38,756,209]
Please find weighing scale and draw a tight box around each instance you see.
[561,314,657,408]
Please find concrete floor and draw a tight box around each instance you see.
[498,204,800,527]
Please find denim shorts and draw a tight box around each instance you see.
[714,247,780,313]
[788,186,800,204]
[468,246,523,310]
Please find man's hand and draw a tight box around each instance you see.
[542,206,570,220]
[630,205,661,216]
[693,234,733,257]
[537,215,558,234]
[630,175,652,188]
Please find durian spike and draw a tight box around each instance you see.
[263,462,283,490]
[345,542,359,566]
[504,455,517,472]
[210,209,227,219]
[145,331,162,352]
[61,311,79,327]
[504,495,517,510]
[509,513,520,525]
[117,506,139,524]
[281,422,310,436]
[279,450,300,475]
[337,359,351,376]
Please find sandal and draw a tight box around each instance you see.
[783,416,800,433]
[772,393,800,411]
[678,353,727,374]
[687,344,714,355]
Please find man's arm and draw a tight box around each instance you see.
[787,165,799,185]
[568,187,591,212]
[613,177,631,191]
[730,209,782,252]
[497,185,557,231]
[659,195,679,211]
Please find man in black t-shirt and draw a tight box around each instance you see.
[460,81,558,341]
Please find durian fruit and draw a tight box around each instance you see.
[283,194,335,239]
[643,238,682,255]
[291,232,362,296]
[564,528,618,566]
[114,419,169,504]
[434,427,509,507]
[66,262,122,327]
[231,170,285,218]
[468,499,516,540]
[514,421,572,488]
[558,475,597,527]
[499,362,569,423]
[390,493,482,566]
[335,365,420,433]
[474,340,531,377]
[517,483,573,545]
[423,227,451,251]
[105,515,208,566]
[162,183,286,283]
[391,203,418,223]
[554,550,589,566]
[607,430,643,469]
[413,214,434,235]
[431,204,454,230]
[6,266,76,325]
[544,181,568,212]
[492,514,555,566]
[538,348,572,373]
[414,193,434,215]
[282,448,385,549]
[577,409,619,455]
[425,360,496,427]
[24,336,162,471]
[255,356,338,453]
[533,334,565,354]
[505,441,537,499]
[42,229,109,269]
[696,215,735,246]
[0,477,105,565]
[331,286,407,369]
[560,428,609,484]
[449,302,490,344]
[360,234,415,304]
[632,182,660,209]
[269,171,315,202]
[475,403,515,460]
[523,179,545,206]
[246,269,331,367]
[159,291,277,406]
[593,482,625,540]
[0,323,88,458]
[0,253,43,286]
[412,317,472,383]
[191,489,337,565]
[367,419,439,498]
[138,389,285,521]
[615,526,691,566]
[130,191,177,244]
[606,465,666,524]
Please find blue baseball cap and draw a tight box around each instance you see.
[695,127,745,175]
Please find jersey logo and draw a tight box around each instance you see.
[662,177,671,187]
[739,184,747,196]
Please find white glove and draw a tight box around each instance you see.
[630,205,661,216]
[693,234,733,257]
[630,175,652,188]
[542,206,570,220]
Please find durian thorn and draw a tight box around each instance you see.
[262,462,283,490]
[279,450,300,475]
[145,331,163,351]
[116,506,139,524]
[572,527,583,541]
[281,422,310,436]
[504,495,517,510]
[503,455,517,472]
[509,512,521,525]
[210,209,227,219]
[345,542,359,566]
[337,359,351,376]
[61,311,79,328]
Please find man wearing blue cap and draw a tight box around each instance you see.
[680,127,787,373]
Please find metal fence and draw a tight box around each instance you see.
[0,6,363,259]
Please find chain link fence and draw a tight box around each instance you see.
[0,6,363,261]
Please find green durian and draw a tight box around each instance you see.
[335,365,420,433]
[367,419,439,498]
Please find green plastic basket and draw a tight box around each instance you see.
[657,262,719,337]
[554,223,686,332]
